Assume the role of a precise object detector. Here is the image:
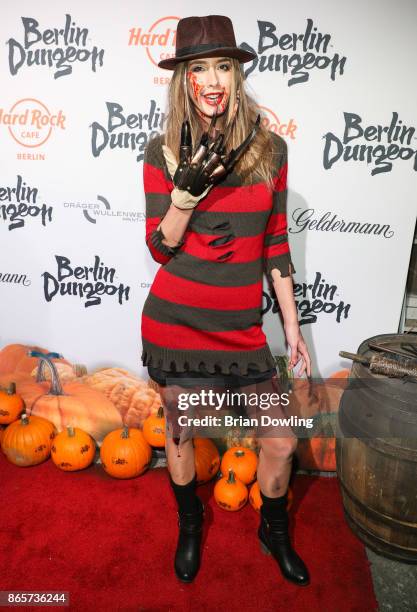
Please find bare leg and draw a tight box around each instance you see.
[257,437,298,497]
[159,384,196,483]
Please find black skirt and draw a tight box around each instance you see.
[147,363,278,389]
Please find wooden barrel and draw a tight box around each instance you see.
[336,332,417,563]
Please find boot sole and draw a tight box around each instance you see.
[258,533,310,587]
[176,574,196,583]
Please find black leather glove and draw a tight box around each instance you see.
[172,110,261,201]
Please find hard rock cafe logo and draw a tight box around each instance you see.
[7,14,104,79]
[128,16,179,83]
[0,175,53,230]
[240,18,347,85]
[323,112,417,175]
[263,271,351,325]
[90,100,166,162]
[257,105,297,139]
[0,98,66,155]
[42,255,130,307]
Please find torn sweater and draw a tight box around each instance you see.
[141,131,296,376]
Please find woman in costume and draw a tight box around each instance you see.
[141,15,312,586]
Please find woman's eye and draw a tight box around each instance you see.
[219,63,231,71]
[191,65,203,72]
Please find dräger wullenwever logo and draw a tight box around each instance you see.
[128,16,179,84]
[257,105,297,139]
[64,195,145,224]
[7,14,104,79]
[41,255,130,307]
[240,18,347,85]
[0,98,66,159]
[90,100,166,162]
[263,272,351,325]
[289,208,395,239]
[0,175,53,230]
[323,112,417,175]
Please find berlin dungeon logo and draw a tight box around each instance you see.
[90,100,166,162]
[7,14,105,79]
[42,255,130,307]
[263,272,351,325]
[323,112,417,175]
[241,19,346,85]
[0,175,53,231]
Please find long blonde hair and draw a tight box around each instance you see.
[163,58,276,189]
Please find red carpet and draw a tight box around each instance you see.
[0,451,377,612]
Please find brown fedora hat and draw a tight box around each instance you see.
[158,15,256,70]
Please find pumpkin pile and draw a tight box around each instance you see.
[213,445,293,513]
[0,344,162,441]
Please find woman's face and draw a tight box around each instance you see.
[186,57,233,120]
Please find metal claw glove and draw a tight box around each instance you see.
[162,111,261,210]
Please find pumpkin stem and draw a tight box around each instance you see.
[29,351,65,396]
[157,406,164,419]
[227,468,236,484]
[7,382,16,395]
[234,450,245,457]
[21,412,29,426]
[67,425,75,437]
[121,426,130,438]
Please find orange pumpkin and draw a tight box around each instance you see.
[193,438,220,484]
[0,426,5,448]
[220,446,258,485]
[17,352,122,444]
[214,468,248,511]
[100,426,152,479]
[0,382,25,424]
[295,413,337,472]
[0,344,78,378]
[249,480,293,512]
[292,368,349,472]
[78,367,161,428]
[51,425,96,471]
[142,406,165,447]
[1,412,56,466]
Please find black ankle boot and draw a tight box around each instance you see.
[175,495,205,582]
[258,495,310,586]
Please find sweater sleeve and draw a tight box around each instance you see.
[143,135,181,265]
[263,134,296,281]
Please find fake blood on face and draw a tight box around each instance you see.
[186,70,229,116]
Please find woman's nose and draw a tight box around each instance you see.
[206,66,220,87]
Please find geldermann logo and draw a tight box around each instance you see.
[263,271,351,325]
[241,18,347,85]
[90,100,166,162]
[0,99,66,159]
[63,195,145,224]
[41,255,130,307]
[323,112,417,175]
[0,175,53,231]
[128,16,178,82]
[289,207,394,239]
[7,14,104,79]
[257,105,297,139]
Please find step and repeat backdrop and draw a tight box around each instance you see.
[1,0,416,378]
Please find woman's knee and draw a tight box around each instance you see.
[259,436,298,461]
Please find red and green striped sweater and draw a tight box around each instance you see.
[141,131,296,376]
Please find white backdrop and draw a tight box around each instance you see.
[1,0,416,378]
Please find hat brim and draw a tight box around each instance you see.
[158,47,256,70]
